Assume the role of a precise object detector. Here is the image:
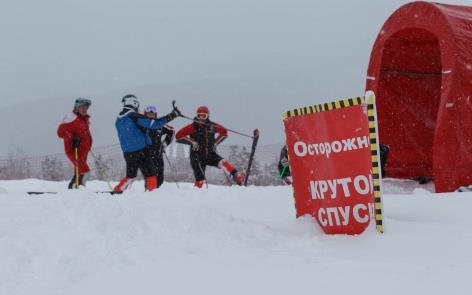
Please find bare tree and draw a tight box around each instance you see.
[90,153,112,181]
[0,148,32,180]
[41,156,66,181]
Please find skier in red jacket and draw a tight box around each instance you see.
[176,106,245,188]
[57,98,92,189]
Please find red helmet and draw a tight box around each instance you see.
[196,106,209,120]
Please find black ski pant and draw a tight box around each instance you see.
[379,144,390,177]
[190,151,223,181]
[148,147,165,188]
[123,149,156,179]
[68,173,85,189]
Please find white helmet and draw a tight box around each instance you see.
[122,94,140,110]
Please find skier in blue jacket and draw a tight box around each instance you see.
[114,94,181,192]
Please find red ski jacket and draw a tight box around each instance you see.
[57,112,92,173]
[176,119,227,158]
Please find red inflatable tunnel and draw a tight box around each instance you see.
[366,1,472,192]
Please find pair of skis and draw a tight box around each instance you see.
[27,191,123,195]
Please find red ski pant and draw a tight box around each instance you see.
[66,148,90,174]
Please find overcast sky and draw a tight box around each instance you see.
[1,0,472,156]
[0,0,408,105]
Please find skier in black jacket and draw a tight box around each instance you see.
[278,145,292,185]
[144,105,175,188]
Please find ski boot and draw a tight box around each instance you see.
[68,174,85,189]
[231,170,246,186]
[194,180,205,188]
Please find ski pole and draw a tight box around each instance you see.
[162,150,180,189]
[180,114,254,139]
[74,148,80,188]
[90,150,113,191]
[172,99,254,139]
[179,114,255,139]
[280,166,288,178]
[194,154,209,189]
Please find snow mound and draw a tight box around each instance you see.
[0,179,471,295]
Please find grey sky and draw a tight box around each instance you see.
[1,0,399,104]
[1,0,471,156]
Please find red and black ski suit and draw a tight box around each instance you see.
[176,119,236,183]
[57,112,92,174]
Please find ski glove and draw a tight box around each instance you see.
[283,176,293,185]
[171,100,182,117]
[72,136,81,148]
[172,106,182,118]
[166,107,181,121]
[191,142,199,151]
[280,157,289,167]
[163,134,173,146]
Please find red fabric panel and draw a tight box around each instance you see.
[377,74,441,178]
[377,28,441,178]
[366,1,472,192]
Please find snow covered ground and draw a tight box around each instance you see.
[0,179,471,295]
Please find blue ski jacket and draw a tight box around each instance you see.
[116,108,170,153]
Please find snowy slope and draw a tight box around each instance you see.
[0,179,471,295]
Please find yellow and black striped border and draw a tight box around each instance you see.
[282,93,385,234]
[366,93,384,234]
[282,96,364,119]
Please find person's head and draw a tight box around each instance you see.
[122,94,140,111]
[196,106,209,121]
[144,105,157,119]
[74,98,91,116]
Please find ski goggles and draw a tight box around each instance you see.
[197,113,208,120]
[145,106,157,113]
